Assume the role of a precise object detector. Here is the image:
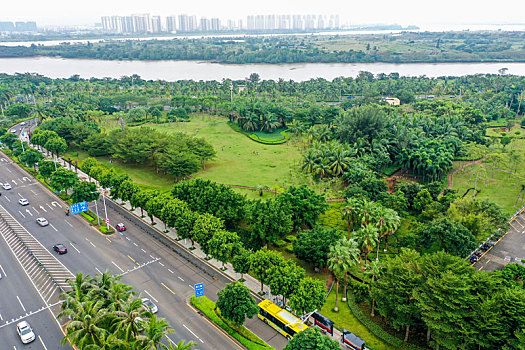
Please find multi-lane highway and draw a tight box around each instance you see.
[0,153,245,349]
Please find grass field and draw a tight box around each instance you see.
[451,137,525,217]
[320,285,395,350]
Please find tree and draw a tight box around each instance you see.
[247,199,293,246]
[293,226,342,268]
[50,168,79,197]
[232,249,252,280]
[288,277,326,316]
[144,192,170,224]
[192,213,224,256]
[327,240,357,311]
[208,230,242,268]
[140,314,174,350]
[131,189,158,217]
[277,185,328,229]
[187,137,216,168]
[116,180,139,203]
[216,282,258,328]
[38,160,57,180]
[413,189,433,212]
[501,136,512,148]
[0,132,18,148]
[268,260,306,306]
[19,148,43,169]
[420,218,476,257]
[250,249,284,292]
[354,223,379,261]
[71,181,99,204]
[44,136,68,158]
[339,238,360,301]
[284,327,340,350]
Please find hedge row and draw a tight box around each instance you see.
[228,122,288,145]
[346,291,426,350]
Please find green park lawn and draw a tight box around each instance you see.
[450,138,525,217]
[96,115,302,194]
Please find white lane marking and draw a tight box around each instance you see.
[49,223,58,232]
[31,190,37,195]
[39,205,47,212]
[150,255,155,259]
[69,242,80,254]
[25,209,33,217]
[95,267,102,275]
[178,276,184,281]
[4,196,10,202]
[125,237,130,241]
[111,261,124,273]
[0,264,6,277]
[6,167,11,173]
[141,249,147,253]
[46,203,53,210]
[51,201,62,208]
[17,192,23,199]
[32,207,39,214]
[89,241,96,248]
[168,269,174,274]
[144,290,159,303]
[188,284,193,288]
[65,220,73,227]
[12,180,17,185]
[16,295,26,311]
[18,210,25,218]
[133,242,138,247]
[159,262,165,267]
[183,324,204,343]
[38,336,48,350]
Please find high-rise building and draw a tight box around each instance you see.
[247,16,255,31]
[211,18,220,31]
[131,14,150,33]
[265,15,276,30]
[166,16,177,32]
[200,18,211,32]
[151,16,161,33]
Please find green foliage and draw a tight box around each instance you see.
[288,277,327,315]
[38,160,57,179]
[277,185,328,229]
[249,249,284,291]
[172,179,246,228]
[50,168,79,194]
[284,327,340,350]
[419,218,476,257]
[19,148,43,168]
[247,199,293,246]
[293,226,342,268]
[71,181,99,204]
[208,230,242,266]
[274,239,287,247]
[190,296,273,350]
[216,282,258,327]
[44,136,68,156]
[268,260,306,305]
[192,213,224,255]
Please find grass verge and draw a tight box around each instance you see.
[190,296,274,350]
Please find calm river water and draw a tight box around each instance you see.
[1,56,524,81]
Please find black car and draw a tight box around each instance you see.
[53,244,67,254]
[116,223,126,232]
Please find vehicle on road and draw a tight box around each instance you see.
[141,297,158,313]
[18,198,29,206]
[2,183,12,190]
[36,217,49,227]
[53,243,67,254]
[116,223,126,232]
[10,129,16,133]
[258,299,307,340]
[16,321,35,344]
[20,122,26,126]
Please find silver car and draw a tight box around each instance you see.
[36,217,49,227]
[141,297,158,314]
[19,198,29,206]
[16,321,35,344]
[2,183,12,190]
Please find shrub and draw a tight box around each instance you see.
[284,234,296,243]
[98,225,114,234]
[285,244,294,253]
[274,239,287,248]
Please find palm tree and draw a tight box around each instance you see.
[327,241,355,311]
[113,298,149,342]
[375,208,401,259]
[140,314,174,350]
[364,260,383,317]
[64,272,95,304]
[354,224,379,264]
[59,299,109,349]
[340,238,360,302]
[168,340,198,350]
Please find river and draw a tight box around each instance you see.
[0,56,524,81]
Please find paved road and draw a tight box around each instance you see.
[0,210,69,350]
[0,156,242,349]
[475,208,525,272]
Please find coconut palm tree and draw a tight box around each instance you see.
[140,314,174,350]
[340,238,360,302]
[113,298,149,342]
[59,299,109,349]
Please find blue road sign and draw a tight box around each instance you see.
[195,283,204,298]
[70,201,88,215]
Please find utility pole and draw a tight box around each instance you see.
[230,82,233,103]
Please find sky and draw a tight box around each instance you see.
[2,0,525,27]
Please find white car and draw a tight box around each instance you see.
[20,122,26,126]
[141,297,158,314]
[16,321,35,344]
[2,183,12,190]
[10,129,16,133]
[36,217,49,227]
[19,198,29,206]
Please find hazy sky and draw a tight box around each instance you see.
[2,0,525,27]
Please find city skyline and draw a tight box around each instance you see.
[100,13,342,34]
[2,0,525,27]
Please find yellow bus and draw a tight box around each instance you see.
[257,299,308,340]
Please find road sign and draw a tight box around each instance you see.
[70,201,88,215]
[195,283,204,298]
[105,218,110,224]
